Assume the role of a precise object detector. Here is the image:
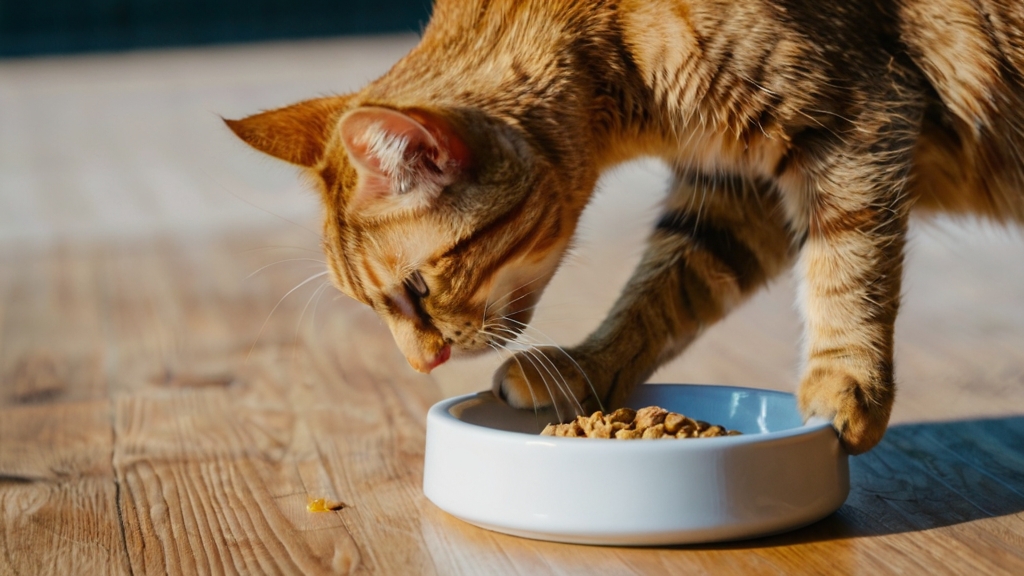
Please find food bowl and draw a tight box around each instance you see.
[423,384,849,546]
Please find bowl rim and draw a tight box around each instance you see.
[428,384,837,451]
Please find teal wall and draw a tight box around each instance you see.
[0,0,432,57]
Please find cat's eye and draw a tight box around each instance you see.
[405,271,430,298]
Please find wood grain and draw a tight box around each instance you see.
[2,223,1022,576]
[2,36,1023,575]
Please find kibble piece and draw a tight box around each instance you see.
[583,413,618,438]
[641,423,667,439]
[577,413,598,436]
[565,421,585,437]
[615,428,643,440]
[699,425,725,438]
[606,407,637,425]
[679,421,699,437]
[634,406,668,430]
[592,421,616,438]
[307,497,346,512]
[542,421,586,437]
[663,412,685,434]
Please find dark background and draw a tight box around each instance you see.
[0,0,432,57]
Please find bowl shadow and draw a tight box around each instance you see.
[691,415,1024,549]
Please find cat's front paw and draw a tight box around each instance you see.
[491,347,601,419]
[798,365,894,455]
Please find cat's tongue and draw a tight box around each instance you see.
[425,345,451,372]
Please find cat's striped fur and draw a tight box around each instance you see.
[228,0,1024,453]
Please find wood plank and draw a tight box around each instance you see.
[0,245,131,576]
[0,246,109,405]
[0,401,129,575]
[115,391,363,575]
[93,237,370,575]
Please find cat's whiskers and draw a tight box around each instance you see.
[240,245,322,255]
[485,331,567,422]
[488,301,580,342]
[479,279,543,349]
[309,276,335,335]
[498,315,603,413]
[512,341,580,414]
[494,287,543,318]
[495,300,544,324]
[293,280,333,357]
[246,270,330,362]
[482,273,550,319]
[481,280,597,417]
[479,327,572,422]
[483,324,585,417]
[202,167,321,239]
[486,340,544,426]
[245,258,329,280]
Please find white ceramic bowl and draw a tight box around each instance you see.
[423,384,849,546]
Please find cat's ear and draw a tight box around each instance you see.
[224,96,348,167]
[339,106,471,218]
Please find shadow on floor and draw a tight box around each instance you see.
[706,415,1024,548]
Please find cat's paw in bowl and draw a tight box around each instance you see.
[491,346,600,419]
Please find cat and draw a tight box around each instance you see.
[226,0,1024,454]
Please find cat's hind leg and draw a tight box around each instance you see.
[493,171,797,419]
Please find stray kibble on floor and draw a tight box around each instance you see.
[306,497,346,513]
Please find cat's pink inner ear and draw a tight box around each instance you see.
[340,107,440,175]
[339,107,471,215]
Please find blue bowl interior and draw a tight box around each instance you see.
[449,384,804,436]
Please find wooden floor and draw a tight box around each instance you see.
[2,36,1024,575]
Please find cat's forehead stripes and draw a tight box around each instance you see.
[437,191,534,262]
[331,217,456,307]
[444,203,564,309]
[337,238,370,304]
[328,188,566,328]
[358,250,384,292]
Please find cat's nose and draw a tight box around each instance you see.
[407,344,450,373]
[383,316,450,373]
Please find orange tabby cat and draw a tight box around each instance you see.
[227,0,1024,454]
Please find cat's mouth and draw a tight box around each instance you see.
[485,315,526,343]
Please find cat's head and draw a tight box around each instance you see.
[227,97,588,373]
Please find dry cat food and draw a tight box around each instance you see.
[306,497,346,512]
[540,406,741,439]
